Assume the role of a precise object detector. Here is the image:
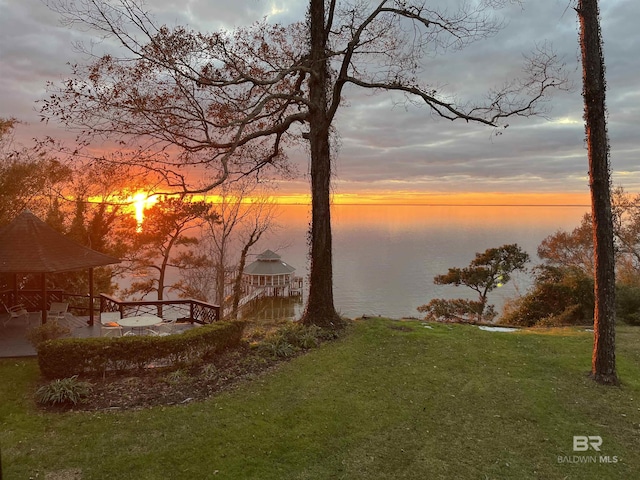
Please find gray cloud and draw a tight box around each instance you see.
[1,0,638,198]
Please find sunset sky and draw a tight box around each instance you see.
[1,0,639,204]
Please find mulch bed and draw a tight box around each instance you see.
[39,344,289,413]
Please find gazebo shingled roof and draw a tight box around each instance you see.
[0,210,120,324]
[0,210,120,273]
[244,250,296,276]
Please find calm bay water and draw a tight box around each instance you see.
[252,204,590,321]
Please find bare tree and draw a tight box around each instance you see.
[205,186,248,308]
[229,195,279,320]
[576,0,618,385]
[43,0,568,329]
[177,182,279,317]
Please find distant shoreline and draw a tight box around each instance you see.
[319,203,592,207]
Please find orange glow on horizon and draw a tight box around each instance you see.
[86,190,590,236]
[93,190,592,207]
[229,192,592,229]
[162,191,591,209]
[92,189,591,213]
[267,192,591,206]
[329,203,590,230]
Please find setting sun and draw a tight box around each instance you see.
[129,192,157,229]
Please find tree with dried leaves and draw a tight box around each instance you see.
[537,213,594,277]
[43,0,567,329]
[175,183,279,320]
[537,186,640,283]
[0,118,70,225]
[612,187,640,280]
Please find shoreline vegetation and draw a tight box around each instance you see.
[2,317,639,479]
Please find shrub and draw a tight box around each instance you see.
[314,325,343,341]
[501,285,583,327]
[26,320,71,348]
[35,375,93,406]
[500,266,594,327]
[37,321,246,379]
[260,336,297,358]
[418,298,496,324]
[201,363,218,380]
[296,328,321,349]
[257,323,326,358]
[535,305,585,327]
[280,323,322,349]
[616,284,640,325]
[164,369,189,386]
[245,325,268,342]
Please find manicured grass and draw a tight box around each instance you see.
[1,319,639,479]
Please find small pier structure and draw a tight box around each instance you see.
[241,250,303,298]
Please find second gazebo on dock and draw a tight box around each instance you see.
[242,250,302,297]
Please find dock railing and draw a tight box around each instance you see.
[99,294,220,325]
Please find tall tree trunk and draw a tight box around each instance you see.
[578,0,618,385]
[301,0,344,329]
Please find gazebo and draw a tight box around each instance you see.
[0,210,120,324]
[242,250,300,297]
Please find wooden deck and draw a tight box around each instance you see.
[0,312,195,358]
[0,313,101,357]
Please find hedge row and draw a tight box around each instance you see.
[37,321,246,379]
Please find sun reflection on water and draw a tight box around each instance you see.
[129,192,157,231]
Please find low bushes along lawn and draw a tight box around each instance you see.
[1,318,639,479]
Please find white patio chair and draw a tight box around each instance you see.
[100,311,123,337]
[47,302,69,322]
[2,302,29,327]
[147,317,177,336]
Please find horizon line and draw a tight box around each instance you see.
[312,203,592,207]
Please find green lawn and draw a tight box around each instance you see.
[1,318,639,479]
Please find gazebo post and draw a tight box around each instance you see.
[41,273,48,324]
[88,268,95,326]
